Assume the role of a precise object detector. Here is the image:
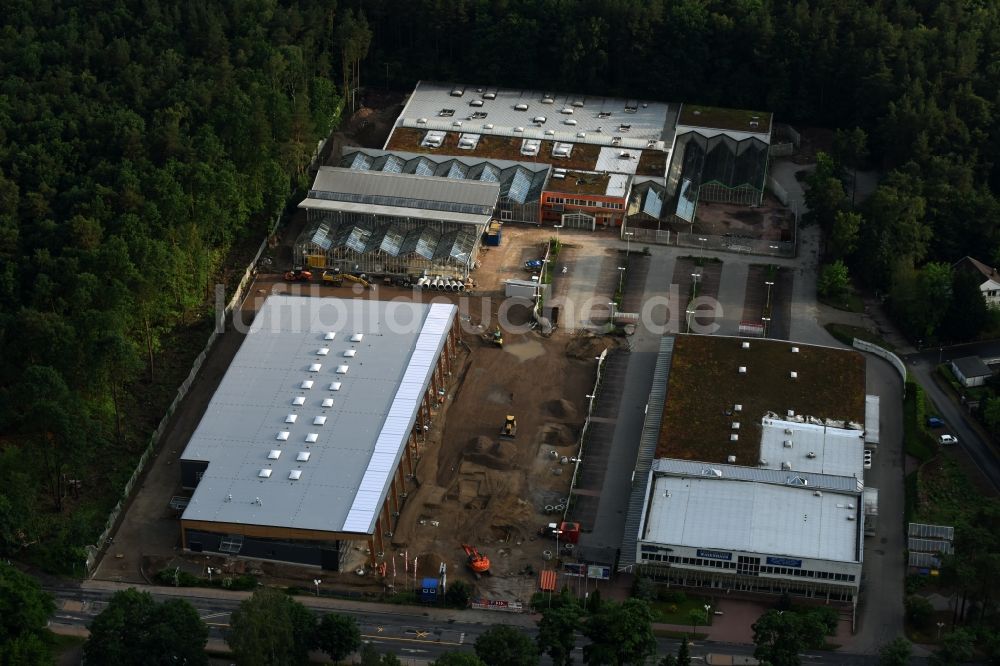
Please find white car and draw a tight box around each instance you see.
[939,434,958,446]
[863,450,873,469]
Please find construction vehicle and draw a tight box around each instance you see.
[283,267,313,282]
[321,270,344,286]
[462,544,491,577]
[340,273,371,288]
[500,415,517,439]
[491,326,503,347]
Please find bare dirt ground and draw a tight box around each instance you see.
[692,195,794,240]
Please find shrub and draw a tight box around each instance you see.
[657,590,687,604]
[905,594,934,630]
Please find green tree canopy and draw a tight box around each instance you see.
[582,598,657,666]
[316,612,361,663]
[878,637,912,666]
[536,596,581,666]
[474,625,538,666]
[83,588,207,666]
[433,653,487,666]
[0,563,54,666]
[752,610,826,666]
[227,587,316,666]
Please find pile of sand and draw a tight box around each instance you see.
[566,333,620,360]
[541,423,575,446]
[547,398,577,419]
[463,436,517,470]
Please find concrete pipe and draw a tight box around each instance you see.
[417,277,429,288]
[554,504,565,512]
[432,278,443,290]
[542,550,553,561]
[544,505,555,513]
[456,282,466,292]
[445,280,457,291]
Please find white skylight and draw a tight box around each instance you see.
[289,470,302,480]
[329,382,342,391]
[276,431,290,441]
[344,349,357,357]
[336,365,349,374]
[351,333,364,342]
[322,398,334,407]
[297,452,311,462]
[285,414,297,423]
[300,380,314,389]
[305,433,319,443]
[324,332,336,340]
[313,416,327,425]
[292,396,306,406]
[309,363,322,372]
[317,348,330,356]
[268,450,281,460]
[258,469,272,478]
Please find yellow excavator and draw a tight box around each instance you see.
[500,415,517,439]
[322,271,370,288]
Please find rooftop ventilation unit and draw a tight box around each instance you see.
[727,455,737,463]
[564,119,577,126]
[560,107,574,114]
[416,118,428,124]
[738,366,747,374]
[847,503,855,509]
[317,348,329,356]
[758,459,768,466]
[514,103,529,111]
[450,87,464,97]
[573,99,585,107]
[577,131,587,138]
[730,434,739,441]
[285,414,297,423]
[484,123,494,129]
[292,396,306,406]
[552,173,565,179]
[598,111,612,119]
[305,433,318,443]
[742,341,750,349]
[790,371,798,379]
[732,422,741,430]
[300,380,314,389]
[329,382,342,391]
[336,365,349,374]
[791,346,799,353]
[439,108,455,117]
[514,126,525,133]
[787,410,795,417]
[702,468,723,477]
[313,416,327,425]
[452,121,462,128]
[322,398,334,407]
[783,440,793,448]
[309,363,322,372]
[734,404,742,412]
[814,490,823,497]
[541,94,554,104]
[483,91,497,100]
[780,461,792,470]
[469,99,484,107]
[545,130,555,136]
[344,349,357,357]
[258,469,272,478]
[268,450,281,460]
[533,116,546,124]
[297,452,311,462]
[847,515,856,521]
[806,452,817,459]
[784,428,793,434]
[289,470,302,480]
[276,431,290,441]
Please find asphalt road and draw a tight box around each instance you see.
[47,583,910,665]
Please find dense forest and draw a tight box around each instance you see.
[2,0,1000,569]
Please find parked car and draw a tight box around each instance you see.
[524,259,544,271]
[927,416,945,428]
[939,434,958,445]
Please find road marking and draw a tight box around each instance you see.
[401,648,428,654]
[459,632,465,644]
[415,630,430,638]
[376,626,384,633]
[200,612,229,620]
[361,634,462,646]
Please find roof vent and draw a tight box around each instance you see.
[322,398,334,408]
[780,461,792,470]
[727,455,737,463]
[791,346,799,353]
[258,469,272,478]
[545,129,555,136]
[560,107,574,114]
[758,459,768,466]
[484,123,494,129]
[344,349,357,357]
[289,470,302,480]
[337,365,349,374]
[734,404,742,412]
[742,342,750,349]
[847,503,855,509]
[783,440,793,448]
[784,428,793,434]
[297,452,311,462]
[305,433,318,443]
[452,121,462,127]
[787,410,795,417]
[814,490,823,497]
[790,371,798,379]
[514,126,525,132]
[806,452,817,459]
[309,363,322,372]
[730,434,739,441]
[416,118,428,124]
[702,468,723,477]
[564,119,577,126]
[285,414,297,423]
[313,416,327,425]
[577,131,586,138]
[533,116,547,124]
[351,333,364,342]
[541,94,554,104]
[514,103,529,111]
[732,422,740,430]
[268,450,281,460]
[276,431,290,441]
[317,348,330,356]
[738,366,747,374]
[300,380,314,389]
[292,396,306,406]
[847,515,856,521]
[450,87,464,97]
[329,382,342,391]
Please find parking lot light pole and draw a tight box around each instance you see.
[624,231,634,256]
[617,266,626,297]
[608,302,616,326]
[762,316,771,337]
[686,308,695,334]
[764,280,775,310]
[699,237,708,254]
[313,578,322,596]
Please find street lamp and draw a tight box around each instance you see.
[608,301,616,324]
[698,237,708,254]
[313,578,322,597]
[764,280,775,310]
[762,316,771,337]
[686,308,696,334]
[206,566,213,583]
[617,266,626,296]
[624,231,634,256]
[937,621,945,640]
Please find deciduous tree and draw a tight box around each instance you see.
[582,599,656,666]
[316,612,361,663]
[227,587,315,666]
[474,625,538,666]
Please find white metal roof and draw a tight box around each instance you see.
[865,395,880,444]
[297,196,492,226]
[394,81,673,150]
[595,147,643,175]
[758,417,865,478]
[642,473,861,563]
[180,296,456,535]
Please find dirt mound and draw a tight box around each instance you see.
[546,398,577,419]
[493,439,517,460]
[541,423,575,446]
[468,436,493,453]
[464,437,517,471]
[566,333,620,360]
[413,551,447,578]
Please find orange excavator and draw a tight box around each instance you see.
[462,544,491,577]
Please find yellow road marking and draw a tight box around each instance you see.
[361,634,461,646]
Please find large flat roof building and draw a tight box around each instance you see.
[180,295,459,569]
